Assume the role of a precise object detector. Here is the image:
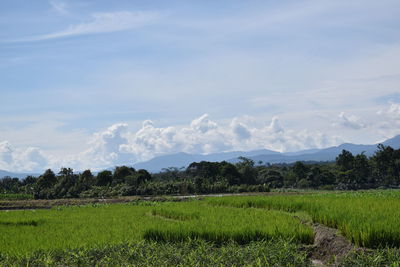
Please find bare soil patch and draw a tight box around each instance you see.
[310,223,362,266]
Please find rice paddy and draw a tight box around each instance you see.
[207,190,400,248]
[1,190,400,265]
[0,200,313,256]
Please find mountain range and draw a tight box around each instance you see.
[132,135,400,172]
[1,135,399,177]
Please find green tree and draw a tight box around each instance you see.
[96,170,113,186]
[292,162,309,182]
[53,168,78,198]
[236,157,257,185]
[113,166,135,185]
[36,169,57,189]
[77,170,95,192]
[219,162,241,185]
[336,150,355,172]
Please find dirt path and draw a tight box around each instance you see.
[310,223,360,266]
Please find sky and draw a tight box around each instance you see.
[1,0,400,172]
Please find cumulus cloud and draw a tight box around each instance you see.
[231,118,251,140]
[68,114,342,171]
[0,141,13,166]
[1,115,345,172]
[375,102,400,138]
[332,112,366,130]
[378,102,400,120]
[75,123,136,169]
[0,141,49,172]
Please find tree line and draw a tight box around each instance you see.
[1,144,399,199]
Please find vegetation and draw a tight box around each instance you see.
[1,144,399,199]
[0,239,310,266]
[342,248,400,266]
[2,191,400,265]
[0,200,313,256]
[207,191,400,248]
[0,193,33,200]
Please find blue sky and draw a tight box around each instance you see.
[1,0,400,172]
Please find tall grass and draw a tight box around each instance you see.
[144,202,313,244]
[0,201,313,256]
[0,239,311,266]
[207,190,400,248]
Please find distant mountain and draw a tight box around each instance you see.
[382,134,400,148]
[230,135,400,165]
[2,135,399,177]
[133,149,278,172]
[133,135,400,172]
[0,170,39,179]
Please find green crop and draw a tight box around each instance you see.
[207,190,400,248]
[0,239,311,266]
[0,200,313,256]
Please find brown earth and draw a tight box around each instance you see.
[309,223,363,266]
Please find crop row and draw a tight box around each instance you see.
[207,190,400,248]
[0,201,313,255]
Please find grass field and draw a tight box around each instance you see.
[207,190,400,248]
[1,190,400,265]
[0,239,311,266]
[0,200,313,256]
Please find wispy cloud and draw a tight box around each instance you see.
[8,11,159,42]
[49,0,68,14]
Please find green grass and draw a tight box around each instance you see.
[2,190,400,265]
[342,248,400,267]
[207,190,400,248]
[0,201,313,256]
[0,239,311,266]
[144,202,313,244]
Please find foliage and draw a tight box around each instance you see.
[342,247,400,266]
[0,193,33,200]
[1,144,400,199]
[0,200,313,256]
[0,239,310,266]
[207,191,400,248]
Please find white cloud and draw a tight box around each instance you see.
[190,114,218,133]
[75,123,136,170]
[66,114,343,171]
[0,114,348,172]
[376,102,400,138]
[5,107,400,173]
[0,141,13,166]
[380,102,400,119]
[332,112,366,129]
[0,141,50,172]
[49,0,68,14]
[231,118,251,140]
[10,11,159,42]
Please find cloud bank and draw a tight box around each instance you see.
[0,114,345,173]
[3,100,400,174]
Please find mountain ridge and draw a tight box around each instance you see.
[133,135,400,172]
